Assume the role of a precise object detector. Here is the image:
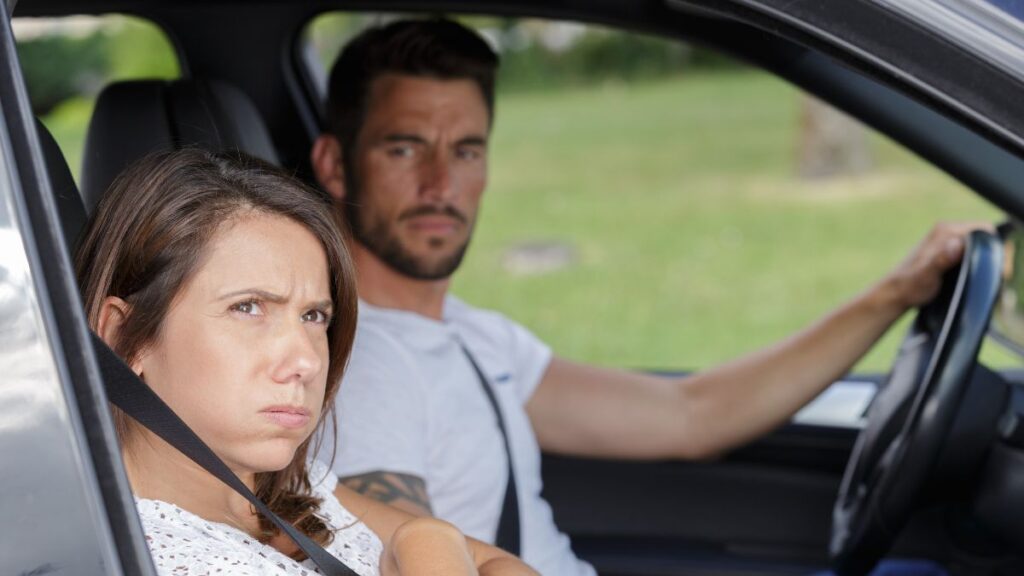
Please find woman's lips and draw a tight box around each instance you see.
[260,406,311,429]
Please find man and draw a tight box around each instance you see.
[311,19,981,575]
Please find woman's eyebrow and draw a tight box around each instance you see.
[218,290,333,310]
[310,299,333,311]
[216,288,287,303]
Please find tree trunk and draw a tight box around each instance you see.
[797,95,873,180]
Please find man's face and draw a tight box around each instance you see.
[345,74,490,280]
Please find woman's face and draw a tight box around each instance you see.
[133,212,333,474]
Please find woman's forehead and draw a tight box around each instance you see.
[189,213,331,301]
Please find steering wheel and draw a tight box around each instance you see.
[829,230,1003,576]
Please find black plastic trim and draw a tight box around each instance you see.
[972,439,1024,551]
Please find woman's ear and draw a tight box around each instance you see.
[310,133,347,203]
[97,296,144,375]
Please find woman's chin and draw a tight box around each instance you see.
[232,442,303,474]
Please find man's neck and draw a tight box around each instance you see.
[354,244,450,321]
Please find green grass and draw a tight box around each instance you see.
[450,72,1014,372]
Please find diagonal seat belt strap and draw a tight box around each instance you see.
[90,332,359,576]
[457,340,521,556]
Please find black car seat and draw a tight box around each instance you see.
[36,119,88,253]
[80,78,280,212]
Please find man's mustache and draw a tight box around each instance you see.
[398,205,468,224]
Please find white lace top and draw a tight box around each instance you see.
[135,460,383,576]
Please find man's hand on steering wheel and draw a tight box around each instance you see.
[880,222,994,311]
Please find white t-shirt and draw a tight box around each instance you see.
[320,296,595,576]
[137,460,382,576]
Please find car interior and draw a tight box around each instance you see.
[7,1,1024,575]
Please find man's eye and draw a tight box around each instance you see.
[387,146,415,158]
[302,309,330,325]
[456,147,483,161]
[231,300,264,316]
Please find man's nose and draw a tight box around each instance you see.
[419,149,455,202]
[271,320,323,384]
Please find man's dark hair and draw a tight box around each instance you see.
[325,18,499,158]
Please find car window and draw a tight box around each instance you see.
[12,15,180,181]
[302,13,1013,374]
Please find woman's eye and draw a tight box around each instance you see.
[231,300,264,317]
[302,309,330,325]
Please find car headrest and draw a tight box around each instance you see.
[80,78,279,212]
[36,119,88,254]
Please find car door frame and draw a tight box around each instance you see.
[0,5,155,576]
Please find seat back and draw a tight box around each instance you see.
[80,78,279,211]
[36,119,87,253]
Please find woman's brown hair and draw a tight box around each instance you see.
[75,148,357,554]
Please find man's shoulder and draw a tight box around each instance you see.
[446,295,524,337]
[345,313,427,386]
[353,309,410,349]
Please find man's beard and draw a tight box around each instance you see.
[344,189,473,281]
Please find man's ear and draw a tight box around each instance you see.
[97,296,144,375]
[311,133,347,203]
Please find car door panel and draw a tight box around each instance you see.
[538,375,970,575]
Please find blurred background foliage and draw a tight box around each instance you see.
[15,16,178,171]
[306,14,742,93]
[16,16,178,114]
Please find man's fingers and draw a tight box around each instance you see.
[886,221,994,309]
[941,236,965,266]
[933,221,995,243]
[927,221,991,271]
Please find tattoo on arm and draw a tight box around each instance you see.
[341,471,433,516]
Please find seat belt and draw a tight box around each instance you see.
[90,332,360,576]
[457,340,522,556]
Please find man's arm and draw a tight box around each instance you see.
[340,471,433,517]
[526,222,990,460]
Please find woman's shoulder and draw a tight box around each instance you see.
[307,458,338,495]
[135,498,267,575]
[306,460,384,573]
[136,497,216,540]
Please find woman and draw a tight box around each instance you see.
[75,148,536,576]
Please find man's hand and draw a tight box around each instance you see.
[380,518,477,576]
[379,517,539,576]
[336,485,539,576]
[878,222,994,312]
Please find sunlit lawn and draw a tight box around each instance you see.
[451,71,1013,372]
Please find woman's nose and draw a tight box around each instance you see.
[271,321,323,384]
